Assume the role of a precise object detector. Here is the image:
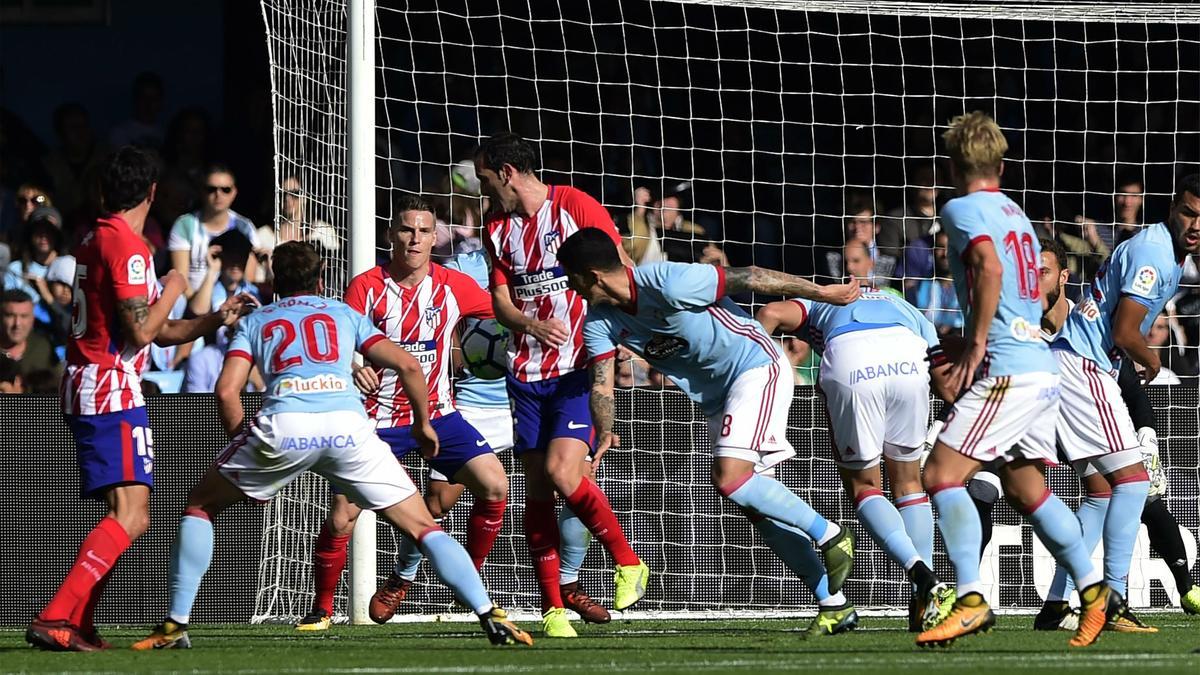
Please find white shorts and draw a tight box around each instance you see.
[216,410,417,509]
[820,326,930,470]
[707,356,796,473]
[1052,348,1143,474]
[937,371,1060,465]
[428,405,514,482]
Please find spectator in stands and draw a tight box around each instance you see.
[908,230,963,335]
[42,103,109,221]
[0,290,58,377]
[878,163,938,284]
[182,326,228,393]
[654,184,726,265]
[33,254,74,350]
[256,175,338,282]
[169,164,260,297]
[188,230,261,317]
[7,207,64,328]
[619,186,664,265]
[1108,174,1145,248]
[842,239,899,297]
[0,244,19,291]
[844,191,898,284]
[4,183,53,244]
[1058,212,1109,284]
[23,368,59,395]
[109,72,166,150]
[0,354,22,393]
[1146,311,1196,384]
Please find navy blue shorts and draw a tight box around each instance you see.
[67,407,155,499]
[506,370,593,455]
[377,412,493,484]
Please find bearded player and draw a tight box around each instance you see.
[557,227,864,636]
[296,196,513,630]
[1042,174,1200,631]
[915,112,1114,648]
[26,147,255,651]
[476,132,646,637]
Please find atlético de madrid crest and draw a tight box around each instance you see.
[424,305,442,328]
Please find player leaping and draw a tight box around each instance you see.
[295,196,515,631]
[26,147,255,652]
[756,290,955,633]
[915,112,1117,648]
[476,132,646,637]
[557,228,863,636]
[132,241,532,649]
[1045,173,1200,631]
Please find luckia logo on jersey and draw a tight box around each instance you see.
[277,374,348,394]
[1008,317,1041,341]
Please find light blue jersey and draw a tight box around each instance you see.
[791,290,939,356]
[227,295,385,417]
[1055,222,1183,372]
[941,189,1057,377]
[583,262,778,416]
[446,250,509,409]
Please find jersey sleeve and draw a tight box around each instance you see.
[446,269,495,319]
[941,199,991,261]
[352,307,388,353]
[583,313,618,364]
[482,221,513,289]
[343,274,370,315]
[105,236,152,301]
[561,187,623,248]
[167,215,192,252]
[1118,247,1168,308]
[226,318,254,362]
[787,297,813,328]
[651,262,727,309]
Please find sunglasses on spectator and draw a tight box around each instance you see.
[206,185,235,195]
[17,195,48,206]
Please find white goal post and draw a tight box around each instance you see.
[254,0,1200,623]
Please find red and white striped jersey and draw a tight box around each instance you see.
[484,185,622,383]
[345,263,493,428]
[61,215,160,416]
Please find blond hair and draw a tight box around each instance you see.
[943,111,1007,180]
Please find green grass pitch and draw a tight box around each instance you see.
[3,616,1197,674]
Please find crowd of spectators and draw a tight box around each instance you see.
[0,72,316,395]
[2,72,1197,393]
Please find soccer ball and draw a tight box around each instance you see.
[460,318,510,380]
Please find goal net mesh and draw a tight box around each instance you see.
[254,0,1200,621]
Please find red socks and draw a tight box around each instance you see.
[564,478,639,567]
[41,517,131,622]
[312,524,351,615]
[466,498,506,570]
[525,498,563,611]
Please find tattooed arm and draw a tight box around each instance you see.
[116,270,188,349]
[589,352,618,465]
[723,266,861,305]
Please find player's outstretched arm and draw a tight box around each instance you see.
[156,292,259,347]
[364,338,439,458]
[491,284,568,347]
[1112,297,1158,384]
[588,353,618,465]
[116,269,188,349]
[947,240,1003,395]
[723,266,861,305]
[215,354,252,437]
[755,300,807,334]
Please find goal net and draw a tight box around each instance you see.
[254,0,1200,622]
